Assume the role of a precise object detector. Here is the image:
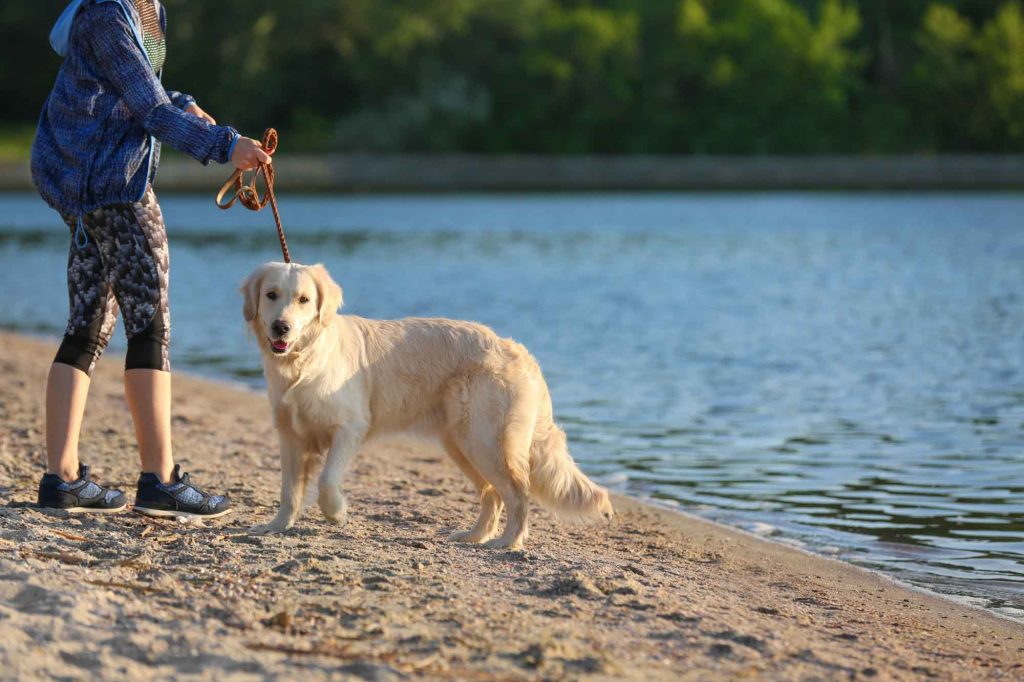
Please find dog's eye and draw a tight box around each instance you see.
[299,296,309,304]
[266,291,277,301]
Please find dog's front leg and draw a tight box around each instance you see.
[251,433,307,535]
[318,421,367,525]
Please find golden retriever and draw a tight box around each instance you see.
[241,262,613,549]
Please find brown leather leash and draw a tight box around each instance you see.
[215,128,291,263]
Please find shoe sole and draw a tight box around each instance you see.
[41,504,128,514]
[133,506,233,520]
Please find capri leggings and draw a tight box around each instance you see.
[55,186,170,375]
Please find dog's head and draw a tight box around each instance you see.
[241,262,343,357]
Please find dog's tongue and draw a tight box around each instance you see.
[272,340,288,352]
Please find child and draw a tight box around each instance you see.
[31,0,268,517]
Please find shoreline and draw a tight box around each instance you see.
[9,327,1021,624]
[619,492,1024,627]
[0,330,1021,680]
[3,154,1024,192]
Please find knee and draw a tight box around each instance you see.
[481,487,502,508]
[125,316,169,372]
[54,329,110,376]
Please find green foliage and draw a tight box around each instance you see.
[5,0,1024,154]
[0,125,36,162]
[909,4,979,149]
[910,2,1024,151]
[672,0,863,152]
[977,2,1024,146]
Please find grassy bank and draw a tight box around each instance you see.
[0,126,34,163]
[3,152,1024,193]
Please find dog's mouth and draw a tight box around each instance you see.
[269,339,289,354]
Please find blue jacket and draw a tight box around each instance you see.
[31,0,240,218]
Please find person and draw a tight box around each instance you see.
[30,0,269,517]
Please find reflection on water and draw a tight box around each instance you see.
[1,191,1023,618]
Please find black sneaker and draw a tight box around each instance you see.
[37,464,128,513]
[133,464,232,519]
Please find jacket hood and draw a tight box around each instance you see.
[49,0,87,56]
[50,0,151,57]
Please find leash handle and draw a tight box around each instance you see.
[214,168,244,209]
[215,128,290,263]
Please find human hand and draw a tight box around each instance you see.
[185,103,216,125]
[231,136,272,170]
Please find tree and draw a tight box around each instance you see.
[672,0,863,153]
[6,0,1024,154]
[976,1,1024,148]
[910,1,1024,152]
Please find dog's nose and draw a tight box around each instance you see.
[271,320,290,337]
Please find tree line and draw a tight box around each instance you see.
[3,0,1022,154]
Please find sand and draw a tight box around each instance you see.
[0,330,1021,681]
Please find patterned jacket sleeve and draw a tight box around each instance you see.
[166,90,196,111]
[82,4,237,165]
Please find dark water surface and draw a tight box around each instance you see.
[2,191,1023,617]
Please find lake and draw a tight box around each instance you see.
[1,190,1022,618]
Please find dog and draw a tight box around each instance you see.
[241,262,613,549]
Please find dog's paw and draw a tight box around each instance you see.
[318,488,349,524]
[483,537,524,551]
[250,522,290,536]
[448,529,488,544]
[322,512,349,527]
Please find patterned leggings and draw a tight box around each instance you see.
[55,187,170,375]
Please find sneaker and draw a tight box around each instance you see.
[133,464,232,519]
[37,464,128,513]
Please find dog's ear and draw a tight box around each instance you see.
[309,264,343,326]
[241,265,268,323]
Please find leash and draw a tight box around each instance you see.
[215,128,291,263]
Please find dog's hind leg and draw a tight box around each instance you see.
[442,434,503,544]
[451,372,537,550]
[318,421,367,525]
[251,433,308,535]
[473,414,534,551]
[478,461,530,550]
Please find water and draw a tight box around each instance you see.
[2,191,1023,617]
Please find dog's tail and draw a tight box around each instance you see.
[529,417,614,522]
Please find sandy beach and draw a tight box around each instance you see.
[0,330,1021,681]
